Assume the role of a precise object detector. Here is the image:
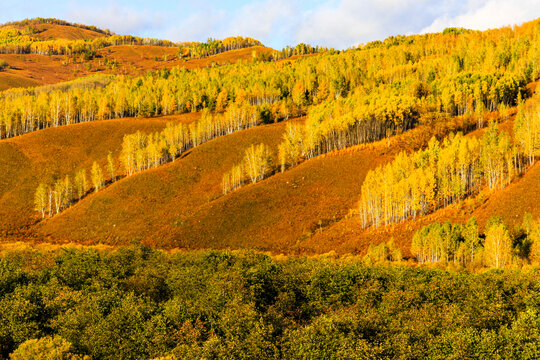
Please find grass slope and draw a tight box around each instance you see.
[33,121,289,245]
[0,46,273,91]
[33,117,451,251]
[0,113,200,238]
[7,111,533,257]
[304,118,535,257]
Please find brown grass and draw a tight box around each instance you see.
[29,23,105,40]
[0,46,274,91]
[29,115,470,252]
[1,98,534,258]
[32,121,289,246]
[0,113,200,239]
[0,71,41,90]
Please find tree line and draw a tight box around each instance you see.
[357,93,540,229]
[33,103,264,218]
[2,17,113,36]
[34,158,114,219]
[0,28,177,56]
[178,36,263,59]
[411,214,540,269]
[357,122,524,228]
[222,143,272,194]
[2,18,538,140]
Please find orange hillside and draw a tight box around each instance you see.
[32,120,289,245]
[0,46,274,90]
[0,112,200,238]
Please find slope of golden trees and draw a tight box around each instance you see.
[0,22,177,56]
[514,97,540,166]
[179,36,263,59]
[32,103,265,219]
[4,18,540,140]
[222,143,272,194]
[358,123,523,228]
[34,158,114,219]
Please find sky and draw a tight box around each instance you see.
[2,0,540,49]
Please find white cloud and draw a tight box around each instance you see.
[421,0,540,33]
[59,0,540,50]
[227,0,295,41]
[165,0,295,45]
[67,4,166,35]
[295,0,438,49]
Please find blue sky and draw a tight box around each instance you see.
[3,0,540,49]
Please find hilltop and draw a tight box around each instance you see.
[2,18,111,40]
[0,18,282,90]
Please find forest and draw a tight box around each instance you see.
[2,246,540,360]
[0,247,540,359]
[20,18,539,235]
[2,18,537,140]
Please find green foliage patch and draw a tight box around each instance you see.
[1,247,540,359]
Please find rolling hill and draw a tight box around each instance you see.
[0,112,201,238]
[0,18,277,90]
[0,46,274,91]
[29,111,528,255]
[0,17,538,262]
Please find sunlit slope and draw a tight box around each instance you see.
[301,118,538,257]
[472,162,540,229]
[33,122,289,245]
[35,118,447,250]
[304,158,540,257]
[28,23,105,40]
[0,113,200,238]
[11,113,537,255]
[0,46,274,91]
[155,119,460,253]
[1,21,106,40]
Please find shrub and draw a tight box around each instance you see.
[0,60,9,71]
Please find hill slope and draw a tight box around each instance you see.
[29,116,461,251]
[32,121,289,245]
[31,113,535,256]
[0,46,273,90]
[0,113,200,238]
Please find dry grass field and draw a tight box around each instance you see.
[0,46,274,90]
[0,113,201,238]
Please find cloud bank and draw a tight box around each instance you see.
[43,0,540,49]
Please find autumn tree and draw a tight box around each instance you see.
[107,152,116,182]
[34,183,48,219]
[74,169,88,199]
[484,217,513,268]
[91,161,104,192]
[243,143,272,183]
[462,216,481,265]
[514,99,540,166]
[529,219,540,264]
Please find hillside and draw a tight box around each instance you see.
[0,112,200,238]
[1,19,109,41]
[9,22,106,40]
[0,18,277,91]
[0,46,274,91]
[5,9,540,360]
[28,113,482,251]
[0,17,538,261]
[23,107,537,257]
[31,121,290,245]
